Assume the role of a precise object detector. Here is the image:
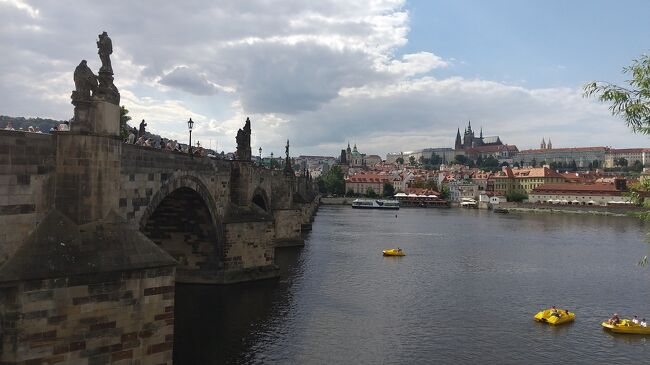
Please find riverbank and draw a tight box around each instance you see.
[499,202,644,217]
[320,197,352,205]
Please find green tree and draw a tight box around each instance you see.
[584,54,650,134]
[396,157,404,165]
[506,190,528,202]
[632,160,644,172]
[531,158,538,168]
[615,157,629,167]
[454,154,469,165]
[120,105,131,140]
[366,187,378,198]
[383,182,395,197]
[322,165,345,195]
[346,188,356,197]
[408,156,416,166]
[440,185,450,200]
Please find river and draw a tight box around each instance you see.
[174,206,650,364]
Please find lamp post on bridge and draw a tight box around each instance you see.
[270,152,274,169]
[187,118,194,159]
[259,147,262,166]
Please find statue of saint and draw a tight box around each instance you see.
[285,139,290,158]
[97,31,113,73]
[72,60,98,100]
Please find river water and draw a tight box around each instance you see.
[175,206,650,364]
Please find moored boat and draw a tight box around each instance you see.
[602,320,650,334]
[352,199,400,209]
[534,308,575,325]
[382,248,405,256]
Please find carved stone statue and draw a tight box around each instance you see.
[284,139,293,175]
[285,139,290,159]
[92,31,120,105]
[72,60,98,101]
[236,117,252,160]
[97,31,113,74]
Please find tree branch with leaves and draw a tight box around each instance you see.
[584,54,650,134]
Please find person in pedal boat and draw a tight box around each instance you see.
[550,306,560,317]
[632,315,639,324]
[608,313,620,325]
[641,319,647,327]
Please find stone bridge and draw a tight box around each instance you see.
[0,74,318,364]
[0,126,318,364]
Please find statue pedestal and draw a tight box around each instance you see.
[71,99,120,136]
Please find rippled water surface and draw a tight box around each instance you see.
[175,206,650,364]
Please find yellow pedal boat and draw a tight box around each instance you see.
[382,248,405,256]
[534,308,575,325]
[602,320,650,335]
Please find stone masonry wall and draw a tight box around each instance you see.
[273,209,303,246]
[0,267,175,365]
[223,221,276,282]
[0,131,55,267]
[119,145,230,226]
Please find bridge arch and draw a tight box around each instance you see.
[140,175,223,282]
[251,187,270,212]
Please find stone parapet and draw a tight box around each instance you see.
[0,131,56,267]
[0,266,175,364]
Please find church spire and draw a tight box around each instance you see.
[480,127,483,139]
[455,127,462,150]
[547,138,552,149]
[540,138,546,150]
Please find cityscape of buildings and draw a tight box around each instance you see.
[298,120,648,206]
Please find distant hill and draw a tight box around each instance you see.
[1,115,67,132]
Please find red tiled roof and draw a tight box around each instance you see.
[610,148,644,154]
[532,183,622,193]
[519,147,609,153]
[345,173,391,183]
[494,167,564,179]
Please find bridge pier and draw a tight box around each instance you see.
[0,32,322,363]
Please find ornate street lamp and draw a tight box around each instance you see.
[270,152,274,169]
[187,118,194,158]
[259,147,262,165]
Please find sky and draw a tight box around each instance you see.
[1,0,649,157]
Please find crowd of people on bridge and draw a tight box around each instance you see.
[4,121,70,133]
[123,119,206,157]
[4,119,213,158]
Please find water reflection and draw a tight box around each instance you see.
[175,206,650,364]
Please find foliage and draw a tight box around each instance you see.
[382,182,395,197]
[120,105,132,140]
[365,187,378,198]
[408,156,416,166]
[440,185,450,200]
[505,190,528,202]
[453,155,469,165]
[409,179,438,191]
[477,155,500,171]
[584,54,650,135]
[346,188,357,197]
[396,157,404,165]
[614,157,629,167]
[316,165,345,195]
[549,160,579,172]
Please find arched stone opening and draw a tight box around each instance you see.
[252,194,267,211]
[141,187,220,282]
[251,188,269,212]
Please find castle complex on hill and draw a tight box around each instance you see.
[454,120,503,150]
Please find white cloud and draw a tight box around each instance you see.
[0,0,647,157]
